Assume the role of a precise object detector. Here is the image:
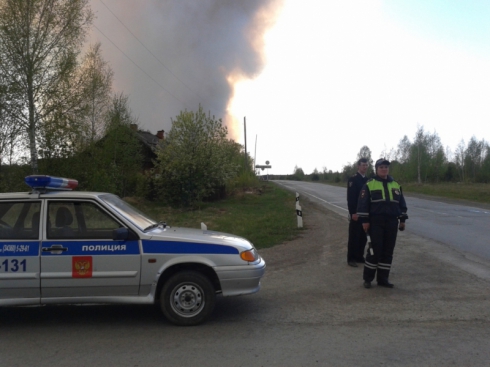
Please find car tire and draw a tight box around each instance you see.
[160,271,216,326]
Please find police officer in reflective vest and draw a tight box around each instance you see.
[357,158,408,289]
[346,158,369,267]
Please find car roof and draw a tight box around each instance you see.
[0,190,109,200]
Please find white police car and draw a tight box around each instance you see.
[0,176,266,325]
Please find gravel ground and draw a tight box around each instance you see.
[255,194,490,366]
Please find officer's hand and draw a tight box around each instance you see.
[352,214,359,221]
[399,222,405,231]
[362,223,370,232]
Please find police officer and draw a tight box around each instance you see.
[346,158,369,267]
[357,158,408,288]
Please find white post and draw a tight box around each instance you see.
[296,192,303,228]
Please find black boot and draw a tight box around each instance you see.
[377,281,394,288]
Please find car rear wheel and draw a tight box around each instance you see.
[160,271,216,326]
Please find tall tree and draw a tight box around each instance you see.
[77,42,113,148]
[0,0,93,173]
[396,135,411,163]
[356,145,373,176]
[413,126,429,184]
[94,93,142,197]
[455,139,466,182]
[0,74,23,165]
[357,146,373,166]
[464,136,485,182]
[425,131,445,182]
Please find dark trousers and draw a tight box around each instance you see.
[363,216,399,283]
[347,218,367,262]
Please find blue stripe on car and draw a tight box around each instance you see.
[142,240,239,255]
[0,241,40,256]
[41,240,140,255]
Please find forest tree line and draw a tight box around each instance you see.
[277,126,489,184]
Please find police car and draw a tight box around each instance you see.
[0,176,266,326]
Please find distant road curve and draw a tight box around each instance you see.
[273,180,490,261]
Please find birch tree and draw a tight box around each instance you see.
[0,0,93,173]
[78,42,113,147]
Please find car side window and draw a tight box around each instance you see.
[0,201,41,239]
[47,201,121,240]
[47,202,78,239]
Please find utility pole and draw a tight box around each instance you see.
[244,117,248,168]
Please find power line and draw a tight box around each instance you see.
[98,0,205,102]
[92,23,186,107]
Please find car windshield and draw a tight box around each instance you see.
[99,194,157,231]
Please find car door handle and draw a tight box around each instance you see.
[42,245,68,253]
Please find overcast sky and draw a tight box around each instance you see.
[89,0,490,174]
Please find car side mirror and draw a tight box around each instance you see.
[112,227,129,241]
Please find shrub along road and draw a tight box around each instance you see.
[1,195,490,366]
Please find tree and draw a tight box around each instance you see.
[291,165,305,181]
[356,145,373,176]
[0,76,23,165]
[464,136,486,182]
[380,146,396,162]
[455,140,466,182]
[0,0,93,173]
[93,93,142,197]
[155,106,239,207]
[311,168,320,181]
[413,126,429,184]
[480,144,490,182]
[341,163,355,182]
[357,146,373,166]
[77,42,113,147]
[424,131,445,182]
[340,146,375,182]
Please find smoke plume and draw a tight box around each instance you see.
[89,0,284,139]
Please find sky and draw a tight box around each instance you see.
[89,0,490,174]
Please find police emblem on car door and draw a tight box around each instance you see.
[40,201,141,298]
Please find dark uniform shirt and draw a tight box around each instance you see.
[347,172,368,215]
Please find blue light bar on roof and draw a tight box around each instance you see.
[25,175,78,190]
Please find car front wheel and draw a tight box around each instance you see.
[160,271,216,326]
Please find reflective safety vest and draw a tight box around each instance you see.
[357,177,408,222]
[365,179,402,203]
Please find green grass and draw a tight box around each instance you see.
[125,182,301,249]
[402,182,490,204]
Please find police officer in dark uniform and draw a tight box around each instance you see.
[357,158,408,288]
[346,158,369,267]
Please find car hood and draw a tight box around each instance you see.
[146,226,254,251]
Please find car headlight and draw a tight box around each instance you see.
[240,248,259,262]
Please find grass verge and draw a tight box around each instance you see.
[125,182,301,249]
[402,182,490,204]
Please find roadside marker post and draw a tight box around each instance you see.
[296,192,303,228]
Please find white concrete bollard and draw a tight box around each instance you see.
[296,192,303,228]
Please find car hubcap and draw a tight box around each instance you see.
[171,283,205,317]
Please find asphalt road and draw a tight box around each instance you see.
[274,180,490,261]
